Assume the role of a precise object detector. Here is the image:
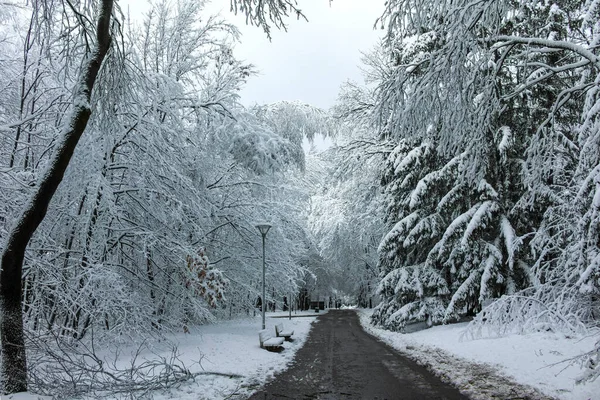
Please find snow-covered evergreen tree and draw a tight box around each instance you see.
[368,0,599,338]
[367,0,600,380]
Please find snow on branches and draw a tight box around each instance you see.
[373,135,530,330]
[368,0,600,382]
[185,248,228,308]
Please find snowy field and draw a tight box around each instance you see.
[5,308,597,400]
[152,312,318,399]
[358,309,598,400]
[5,311,320,400]
[146,312,319,400]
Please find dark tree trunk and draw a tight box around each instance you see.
[0,1,114,393]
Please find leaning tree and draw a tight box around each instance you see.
[0,0,305,393]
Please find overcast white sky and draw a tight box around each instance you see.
[208,0,385,109]
[125,0,384,110]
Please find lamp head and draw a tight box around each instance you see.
[255,223,272,237]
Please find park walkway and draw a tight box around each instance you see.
[248,309,467,399]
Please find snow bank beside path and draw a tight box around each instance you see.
[358,309,598,400]
[43,311,319,400]
[151,311,319,400]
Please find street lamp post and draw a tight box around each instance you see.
[288,279,293,321]
[256,223,271,330]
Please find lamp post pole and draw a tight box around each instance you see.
[256,224,271,330]
[261,233,266,329]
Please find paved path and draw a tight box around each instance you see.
[248,310,467,400]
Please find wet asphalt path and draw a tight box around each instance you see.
[248,310,467,400]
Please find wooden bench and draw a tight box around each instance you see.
[258,329,284,350]
[275,323,294,341]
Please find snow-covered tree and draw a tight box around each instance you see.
[370,0,600,380]
[0,0,315,393]
[0,0,116,392]
[307,76,388,306]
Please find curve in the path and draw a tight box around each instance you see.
[248,309,468,400]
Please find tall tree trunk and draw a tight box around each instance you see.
[0,1,114,393]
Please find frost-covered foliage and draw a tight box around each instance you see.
[228,116,300,174]
[307,142,385,304]
[230,101,336,174]
[307,79,388,306]
[229,0,306,39]
[251,100,337,169]
[185,249,228,308]
[373,135,532,329]
[375,265,448,330]
[0,0,319,348]
[365,0,600,382]
[463,286,590,339]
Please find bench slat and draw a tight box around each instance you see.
[259,329,284,349]
[275,323,294,338]
[263,337,284,347]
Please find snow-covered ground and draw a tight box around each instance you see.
[6,311,320,400]
[358,309,598,400]
[149,311,319,400]
[8,308,597,399]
